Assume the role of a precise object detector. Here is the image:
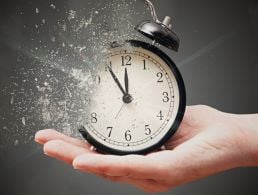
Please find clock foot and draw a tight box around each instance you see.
[78,126,106,154]
[78,125,88,140]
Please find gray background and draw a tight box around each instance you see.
[0,0,258,194]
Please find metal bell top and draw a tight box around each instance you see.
[135,0,180,52]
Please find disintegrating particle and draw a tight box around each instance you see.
[14,140,19,146]
[51,36,56,42]
[50,4,56,9]
[29,135,34,141]
[61,23,67,31]
[68,10,77,21]
[22,117,26,126]
[3,0,143,146]
[78,46,86,52]
[65,86,72,98]
[76,17,93,31]
[10,96,14,105]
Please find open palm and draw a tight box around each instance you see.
[35,105,256,192]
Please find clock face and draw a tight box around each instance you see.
[82,40,185,155]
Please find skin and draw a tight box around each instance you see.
[35,105,258,193]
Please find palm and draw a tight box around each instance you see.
[35,105,246,192]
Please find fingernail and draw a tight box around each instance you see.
[73,164,83,170]
[73,158,87,170]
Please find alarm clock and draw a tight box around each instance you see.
[78,0,186,155]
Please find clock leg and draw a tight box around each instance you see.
[78,126,89,140]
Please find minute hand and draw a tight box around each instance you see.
[108,66,126,95]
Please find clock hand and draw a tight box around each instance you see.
[108,65,133,104]
[115,103,125,119]
[123,67,134,104]
[124,68,129,94]
[107,66,126,96]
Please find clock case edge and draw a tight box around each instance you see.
[79,40,186,155]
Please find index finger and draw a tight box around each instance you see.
[35,129,91,149]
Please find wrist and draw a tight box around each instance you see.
[230,113,258,167]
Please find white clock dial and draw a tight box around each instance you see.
[83,42,184,153]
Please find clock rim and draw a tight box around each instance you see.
[83,40,186,155]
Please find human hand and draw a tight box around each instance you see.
[35,105,258,192]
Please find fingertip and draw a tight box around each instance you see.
[73,153,102,169]
[34,130,45,143]
[73,154,90,169]
[35,129,57,144]
[43,139,63,156]
[72,159,80,169]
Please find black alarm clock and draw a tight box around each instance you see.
[78,0,186,155]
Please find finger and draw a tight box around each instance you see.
[44,140,92,165]
[73,152,168,180]
[35,129,90,149]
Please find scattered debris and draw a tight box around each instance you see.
[50,4,56,9]
[22,117,26,126]
[1,0,145,148]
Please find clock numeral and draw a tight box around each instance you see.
[162,92,169,102]
[105,61,112,71]
[90,113,98,123]
[122,55,132,66]
[157,110,164,121]
[156,72,164,83]
[125,130,132,141]
[145,125,151,135]
[107,127,113,137]
[143,59,147,70]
